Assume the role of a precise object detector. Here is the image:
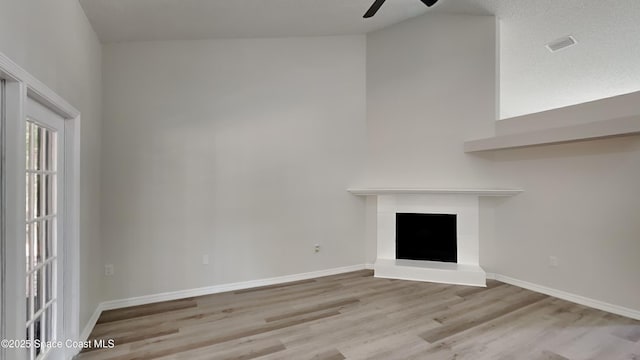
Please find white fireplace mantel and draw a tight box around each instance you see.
[348,188,522,287]
[347,188,523,196]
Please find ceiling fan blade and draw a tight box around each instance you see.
[363,0,387,18]
[420,0,439,6]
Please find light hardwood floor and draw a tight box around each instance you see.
[76,270,640,360]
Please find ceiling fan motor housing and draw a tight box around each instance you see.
[364,0,440,18]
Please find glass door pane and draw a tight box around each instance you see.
[25,121,59,360]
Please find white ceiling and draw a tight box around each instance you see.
[86,0,636,44]
[80,0,640,118]
[79,0,436,43]
[438,0,640,118]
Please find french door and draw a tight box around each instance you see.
[24,98,65,360]
[1,79,5,360]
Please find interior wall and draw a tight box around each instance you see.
[365,10,640,313]
[495,0,640,119]
[488,3,640,312]
[364,14,499,264]
[101,36,367,300]
[491,138,640,311]
[365,14,498,187]
[0,0,103,332]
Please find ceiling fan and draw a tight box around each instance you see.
[364,0,439,18]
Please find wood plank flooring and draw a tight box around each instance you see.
[75,270,640,360]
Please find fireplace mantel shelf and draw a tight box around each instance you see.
[347,188,523,196]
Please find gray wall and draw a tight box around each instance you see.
[495,0,640,119]
[366,12,640,312]
[101,36,367,300]
[365,14,500,265]
[491,134,640,310]
[365,14,499,187]
[0,0,103,331]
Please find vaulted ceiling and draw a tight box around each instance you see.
[80,0,640,44]
[79,0,434,43]
[80,0,640,118]
[447,0,640,117]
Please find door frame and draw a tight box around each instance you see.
[1,53,81,359]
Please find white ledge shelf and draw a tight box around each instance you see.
[464,116,640,153]
[347,188,522,196]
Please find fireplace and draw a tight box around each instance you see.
[373,193,486,286]
[396,213,457,263]
[348,188,522,287]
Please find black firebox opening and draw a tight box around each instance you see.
[396,213,457,263]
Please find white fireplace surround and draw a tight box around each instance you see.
[348,188,522,287]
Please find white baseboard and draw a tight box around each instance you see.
[487,272,640,321]
[100,264,367,311]
[365,263,375,270]
[79,264,368,341]
[78,303,105,351]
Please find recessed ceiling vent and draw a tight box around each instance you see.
[546,36,577,52]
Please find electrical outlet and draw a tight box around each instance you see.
[314,244,320,253]
[202,254,209,265]
[105,264,114,276]
[549,256,559,268]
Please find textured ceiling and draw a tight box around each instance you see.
[79,0,435,43]
[434,0,640,118]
